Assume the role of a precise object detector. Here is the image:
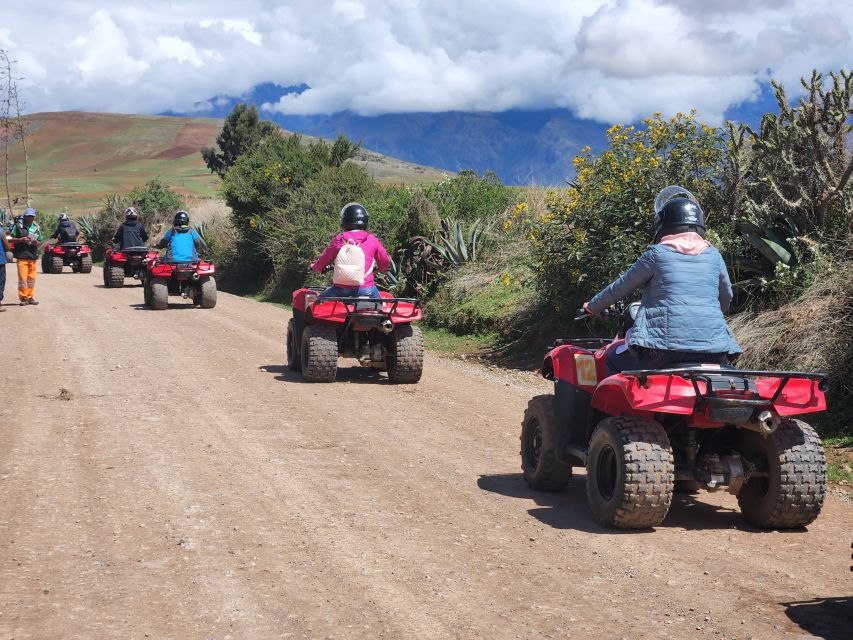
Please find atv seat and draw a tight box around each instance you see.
[122,246,151,253]
[662,361,735,371]
[59,243,83,248]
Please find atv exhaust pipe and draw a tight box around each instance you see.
[380,319,394,334]
[191,271,200,280]
[755,410,780,436]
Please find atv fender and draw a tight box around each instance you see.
[591,374,696,417]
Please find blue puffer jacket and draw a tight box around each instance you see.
[588,242,742,354]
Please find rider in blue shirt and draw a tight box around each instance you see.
[156,210,207,262]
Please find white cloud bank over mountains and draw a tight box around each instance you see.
[1,0,850,124]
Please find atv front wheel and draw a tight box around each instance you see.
[49,255,64,274]
[79,255,93,273]
[586,416,674,529]
[286,319,302,372]
[520,394,572,491]
[198,276,217,308]
[736,418,826,528]
[150,277,169,310]
[386,324,424,383]
[301,324,338,382]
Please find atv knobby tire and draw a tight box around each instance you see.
[150,277,169,310]
[520,394,572,491]
[301,324,338,382]
[198,276,217,308]
[386,324,424,384]
[105,263,124,287]
[736,418,826,528]
[586,416,674,529]
[49,255,64,274]
[79,255,93,273]
[41,255,50,273]
[286,319,302,372]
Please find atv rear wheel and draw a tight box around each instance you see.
[106,264,125,288]
[286,319,302,372]
[586,416,674,529]
[150,277,169,310]
[198,276,217,308]
[49,255,64,274]
[79,255,93,273]
[301,324,338,382]
[520,394,572,491]
[386,324,424,383]
[736,418,826,528]
[41,254,50,273]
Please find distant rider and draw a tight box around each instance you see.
[155,210,207,262]
[50,213,80,245]
[310,202,391,299]
[582,186,742,374]
[113,207,149,250]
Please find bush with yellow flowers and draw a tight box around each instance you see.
[530,111,727,321]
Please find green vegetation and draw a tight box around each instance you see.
[201,71,850,446]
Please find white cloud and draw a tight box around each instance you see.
[1,0,851,123]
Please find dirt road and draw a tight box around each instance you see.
[1,270,851,639]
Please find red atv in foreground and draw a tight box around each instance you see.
[41,243,93,274]
[521,307,828,530]
[287,287,424,383]
[142,258,217,310]
[103,246,159,287]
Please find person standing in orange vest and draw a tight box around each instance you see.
[9,208,43,305]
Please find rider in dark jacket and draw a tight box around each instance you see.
[50,213,80,244]
[113,207,149,249]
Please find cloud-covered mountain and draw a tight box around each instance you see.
[168,82,775,186]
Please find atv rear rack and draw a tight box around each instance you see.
[622,367,829,403]
[317,296,422,318]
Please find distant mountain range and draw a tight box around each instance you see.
[166,82,775,186]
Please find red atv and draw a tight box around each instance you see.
[521,306,828,530]
[41,242,93,274]
[142,258,217,310]
[103,246,159,287]
[287,287,424,383]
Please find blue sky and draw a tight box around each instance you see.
[2,0,851,124]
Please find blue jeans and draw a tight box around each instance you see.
[318,284,381,299]
[0,263,5,303]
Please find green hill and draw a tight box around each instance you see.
[4,111,448,215]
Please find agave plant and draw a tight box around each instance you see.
[733,213,800,288]
[426,217,493,267]
[375,250,408,295]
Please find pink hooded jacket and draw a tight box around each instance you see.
[311,230,391,288]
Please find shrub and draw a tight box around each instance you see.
[524,112,726,321]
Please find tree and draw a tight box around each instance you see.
[201,103,280,177]
[1,49,30,212]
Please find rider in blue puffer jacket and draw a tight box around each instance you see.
[156,210,207,262]
[583,186,742,374]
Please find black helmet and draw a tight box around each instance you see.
[125,207,138,220]
[174,210,190,228]
[653,185,706,242]
[340,202,368,230]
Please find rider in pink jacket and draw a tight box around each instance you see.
[310,203,391,298]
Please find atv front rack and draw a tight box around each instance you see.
[622,367,829,403]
